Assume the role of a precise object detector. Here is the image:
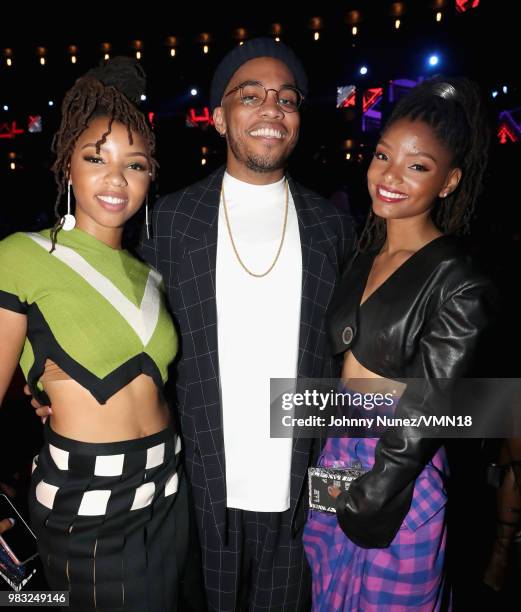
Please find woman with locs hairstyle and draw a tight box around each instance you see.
[0,57,188,610]
[304,76,497,610]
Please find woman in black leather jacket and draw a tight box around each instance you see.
[303,77,496,610]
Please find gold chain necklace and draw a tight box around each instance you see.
[221,179,289,278]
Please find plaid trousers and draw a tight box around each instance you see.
[202,507,311,612]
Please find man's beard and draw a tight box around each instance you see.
[228,132,293,173]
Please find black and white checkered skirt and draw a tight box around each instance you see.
[29,422,186,611]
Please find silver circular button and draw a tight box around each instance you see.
[342,326,354,346]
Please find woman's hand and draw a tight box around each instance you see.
[328,486,342,499]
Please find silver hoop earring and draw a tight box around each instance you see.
[62,180,76,231]
[145,194,150,240]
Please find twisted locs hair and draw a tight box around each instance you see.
[358,76,490,252]
[50,56,158,252]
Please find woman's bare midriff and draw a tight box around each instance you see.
[341,350,405,396]
[42,374,170,442]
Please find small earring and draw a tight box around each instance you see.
[145,194,150,240]
[61,180,76,231]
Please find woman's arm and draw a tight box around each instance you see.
[333,276,496,548]
[0,308,27,406]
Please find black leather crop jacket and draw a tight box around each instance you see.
[326,235,496,548]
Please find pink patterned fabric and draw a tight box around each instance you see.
[304,425,450,610]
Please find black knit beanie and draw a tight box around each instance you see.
[210,38,308,110]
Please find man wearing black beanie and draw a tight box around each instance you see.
[140,38,355,611]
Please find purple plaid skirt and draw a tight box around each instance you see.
[303,398,450,611]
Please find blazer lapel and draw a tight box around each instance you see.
[288,177,341,521]
[289,176,339,380]
[176,168,229,540]
[176,168,223,374]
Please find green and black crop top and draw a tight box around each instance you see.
[0,228,177,404]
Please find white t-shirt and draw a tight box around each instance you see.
[216,172,302,512]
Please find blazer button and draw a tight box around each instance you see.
[342,326,354,346]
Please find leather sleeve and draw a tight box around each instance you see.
[335,276,496,548]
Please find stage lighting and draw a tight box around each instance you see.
[428,55,439,67]
[359,66,368,75]
[191,89,198,96]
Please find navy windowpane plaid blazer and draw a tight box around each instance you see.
[139,167,356,543]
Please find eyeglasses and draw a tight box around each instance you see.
[222,80,304,113]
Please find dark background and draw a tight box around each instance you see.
[0,1,520,608]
